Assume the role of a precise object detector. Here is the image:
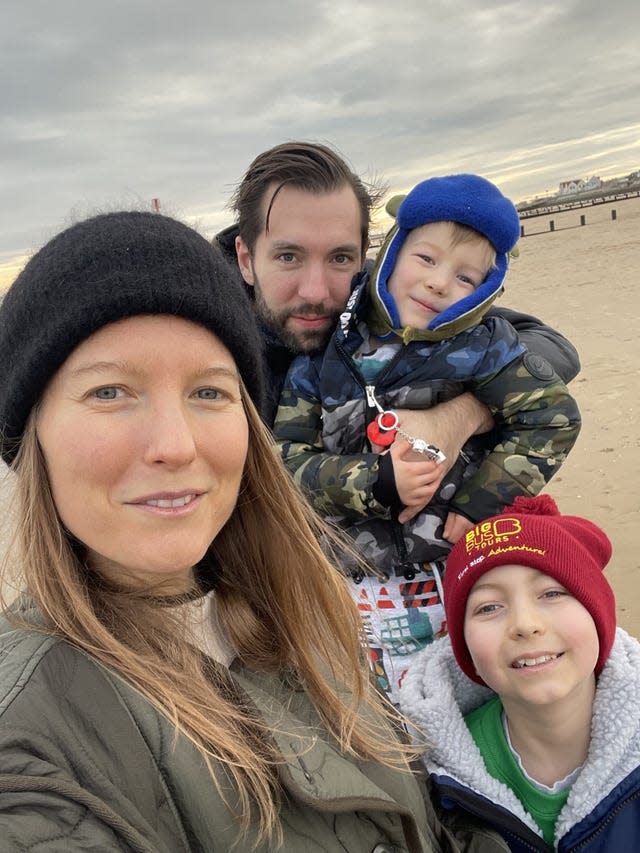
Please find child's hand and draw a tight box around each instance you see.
[443,511,475,544]
[390,439,446,523]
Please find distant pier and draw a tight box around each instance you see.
[517,187,640,219]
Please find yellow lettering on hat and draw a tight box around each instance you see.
[488,545,546,557]
[466,517,522,552]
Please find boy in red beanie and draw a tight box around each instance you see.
[402,494,640,851]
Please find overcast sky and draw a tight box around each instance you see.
[2,0,639,287]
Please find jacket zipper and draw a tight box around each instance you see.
[563,786,640,851]
[333,337,406,434]
[334,336,415,574]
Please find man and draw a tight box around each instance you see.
[215,141,579,458]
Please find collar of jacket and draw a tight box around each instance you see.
[366,223,508,344]
[213,222,239,259]
[335,271,369,342]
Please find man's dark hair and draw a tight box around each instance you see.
[231,141,383,257]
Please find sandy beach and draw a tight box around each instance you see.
[1,196,638,633]
[504,195,640,636]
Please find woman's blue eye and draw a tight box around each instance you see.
[197,388,222,400]
[94,387,120,400]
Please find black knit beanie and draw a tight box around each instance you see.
[0,211,266,465]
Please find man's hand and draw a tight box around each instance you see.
[390,440,447,523]
[443,511,475,544]
[396,394,494,475]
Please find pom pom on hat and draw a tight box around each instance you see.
[444,495,616,685]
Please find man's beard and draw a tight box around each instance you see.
[253,281,339,354]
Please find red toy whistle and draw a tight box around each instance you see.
[366,410,399,447]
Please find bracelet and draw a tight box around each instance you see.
[396,428,446,463]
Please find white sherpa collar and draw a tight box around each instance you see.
[401,629,640,844]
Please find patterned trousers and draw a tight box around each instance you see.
[350,561,447,706]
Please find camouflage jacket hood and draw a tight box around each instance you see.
[274,278,581,574]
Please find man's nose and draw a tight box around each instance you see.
[297,262,331,303]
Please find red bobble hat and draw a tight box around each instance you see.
[444,494,616,684]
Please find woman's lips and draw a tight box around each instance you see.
[127,491,204,516]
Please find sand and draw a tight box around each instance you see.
[504,195,640,636]
[1,196,638,632]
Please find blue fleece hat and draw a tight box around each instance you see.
[369,174,521,342]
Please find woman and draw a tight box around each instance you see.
[0,211,503,852]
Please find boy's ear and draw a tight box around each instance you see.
[385,194,405,218]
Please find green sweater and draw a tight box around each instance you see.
[465,697,569,846]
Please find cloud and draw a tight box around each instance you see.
[1,0,639,283]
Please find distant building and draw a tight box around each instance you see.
[558,176,601,195]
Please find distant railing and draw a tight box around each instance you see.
[520,205,621,238]
[517,187,640,219]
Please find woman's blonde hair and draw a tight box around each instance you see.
[2,384,417,844]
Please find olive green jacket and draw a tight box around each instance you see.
[0,608,507,852]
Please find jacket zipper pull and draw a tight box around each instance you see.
[365,385,384,414]
[365,386,399,448]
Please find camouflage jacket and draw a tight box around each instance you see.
[274,281,581,574]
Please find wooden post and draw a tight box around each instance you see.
[580,215,586,226]
[612,209,617,221]
[520,225,525,238]
[549,220,555,232]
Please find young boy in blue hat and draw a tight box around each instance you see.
[273,174,581,703]
[402,495,640,851]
